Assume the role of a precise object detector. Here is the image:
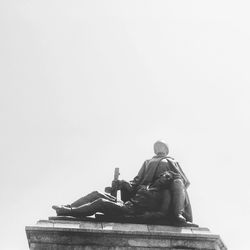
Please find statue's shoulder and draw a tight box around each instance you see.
[160,156,175,162]
[166,156,175,161]
[165,156,177,164]
[159,157,179,168]
[160,158,169,164]
[154,157,175,167]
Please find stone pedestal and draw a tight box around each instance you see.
[26,219,227,250]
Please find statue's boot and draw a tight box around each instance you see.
[52,205,72,216]
[52,200,102,218]
[171,179,186,223]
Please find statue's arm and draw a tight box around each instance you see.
[129,161,147,189]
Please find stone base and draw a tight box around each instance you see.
[26,219,227,250]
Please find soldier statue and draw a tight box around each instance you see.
[52,140,193,225]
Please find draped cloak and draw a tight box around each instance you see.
[131,156,190,188]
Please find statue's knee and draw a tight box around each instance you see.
[171,179,184,190]
[95,198,106,205]
[90,191,98,195]
[91,190,102,197]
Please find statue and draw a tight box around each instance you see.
[52,140,193,226]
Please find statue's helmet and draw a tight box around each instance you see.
[154,140,169,155]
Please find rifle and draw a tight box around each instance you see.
[110,167,120,198]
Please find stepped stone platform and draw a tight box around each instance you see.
[26,218,227,250]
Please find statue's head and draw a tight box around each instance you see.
[154,140,169,156]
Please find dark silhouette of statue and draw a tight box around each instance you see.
[52,140,193,225]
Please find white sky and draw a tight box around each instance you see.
[1,1,250,249]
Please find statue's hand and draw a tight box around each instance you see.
[105,180,123,193]
[104,186,112,193]
[112,180,121,190]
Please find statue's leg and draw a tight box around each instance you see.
[55,198,128,217]
[183,191,193,222]
[120,181,134,202]
[171,179,186,223]
[120,188,132,202]
[159,189,172,215]
[87,198,129,216]
[70,191,112,207]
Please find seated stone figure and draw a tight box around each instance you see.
[52,140,193,224]
[116,140,192,223]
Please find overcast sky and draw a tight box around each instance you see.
[1,1,250,249]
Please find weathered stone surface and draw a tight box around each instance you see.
[26,220,227,250]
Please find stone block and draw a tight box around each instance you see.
[36,220,54,227]
[148,225,193,234]
[79,221,102,230]
[102,222,148,232]
[26,219,227,250]
[53,220,80,229]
